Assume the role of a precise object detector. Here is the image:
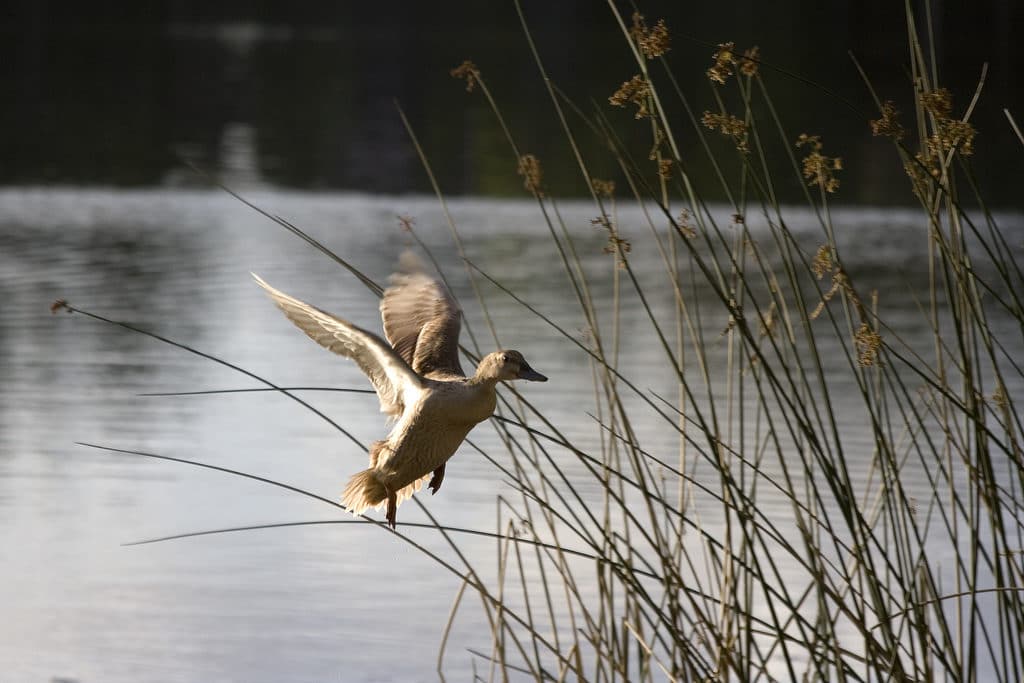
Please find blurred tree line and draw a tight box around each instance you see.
[2,0,1020,204]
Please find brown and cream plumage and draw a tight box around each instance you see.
[253,254,546,528]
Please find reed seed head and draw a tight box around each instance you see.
[609,75,651,118]
[591,178,616,198]
[517,154,543,195]
[658,158,674,180]
[812,245,834,280]
[707,42,736,84]
[921,88,953,119]
[450,60,480,92]
[603,234,632,261]
[870,100,905,141]
[593,213,630,267]
[739,46,760,77]
[796,133,842,193]
[916,87,978,156]
[677,209,697,238]
[702,111,750,153]
[631,13,671,58]
[809,261,858,321]
[931,120,977,157]
[854,322,882,367]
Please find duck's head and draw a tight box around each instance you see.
[477,350,548,383]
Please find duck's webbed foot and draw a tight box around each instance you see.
[428,463,446,495]
[385,491,398,529]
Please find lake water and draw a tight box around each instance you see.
[2,187,1021,681]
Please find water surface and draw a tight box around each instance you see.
[2,188,1021,681]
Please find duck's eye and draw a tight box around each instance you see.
[501,353,511,363]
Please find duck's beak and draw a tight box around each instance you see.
[517,363,548,382]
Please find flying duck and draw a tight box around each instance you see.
[253,254,546,528]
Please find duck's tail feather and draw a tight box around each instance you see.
[341,468,433,516]
[342,469,389,515]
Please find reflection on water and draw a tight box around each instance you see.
[1,188,1022,681]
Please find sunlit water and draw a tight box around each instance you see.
[2,187,1021,681]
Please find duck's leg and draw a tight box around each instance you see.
[385,491,398,529]
[428,463,446,495]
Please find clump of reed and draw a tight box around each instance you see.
[422,2,1024,680]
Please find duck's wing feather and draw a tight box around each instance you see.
[253,274,422,418]
[380,253,465,378]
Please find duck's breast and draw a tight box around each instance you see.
[427,379,496,426]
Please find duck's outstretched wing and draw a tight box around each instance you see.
[253,274,422,419]
[380,252,465,378]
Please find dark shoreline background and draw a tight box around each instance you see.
[3,0,1022,203]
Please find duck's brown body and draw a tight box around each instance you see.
[342,375,498,515]
[254,255,546,528]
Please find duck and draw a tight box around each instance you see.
[253,253,547,529]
